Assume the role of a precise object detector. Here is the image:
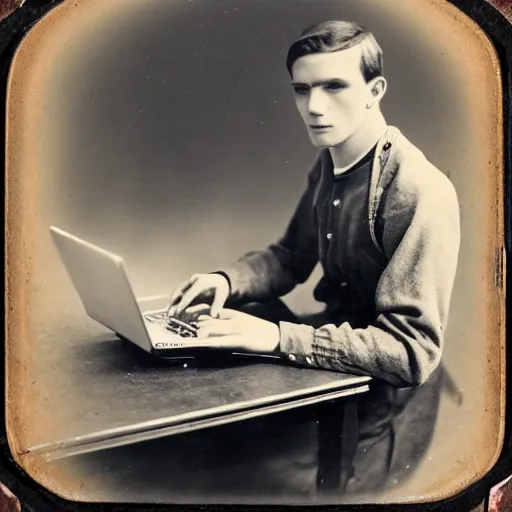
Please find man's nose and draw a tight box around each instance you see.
[307,88,325,117]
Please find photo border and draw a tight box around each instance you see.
[2,0,511,510]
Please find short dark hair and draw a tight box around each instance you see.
[286,20,383,82]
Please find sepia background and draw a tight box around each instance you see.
[5,0,504,505]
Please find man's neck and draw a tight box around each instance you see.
[329,112,388,170]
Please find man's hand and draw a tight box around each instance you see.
[196,309,281,354]
[167,273,230,319]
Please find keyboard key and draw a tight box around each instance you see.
[144,312,198,338]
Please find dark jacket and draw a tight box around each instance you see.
[217,127,461,387]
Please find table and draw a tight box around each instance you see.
[24,297,370,463]
[12,294,448,504]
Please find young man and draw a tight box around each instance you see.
[167,20,461,388]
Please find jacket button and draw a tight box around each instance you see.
[326,233,333,240]
[333,198,341,208]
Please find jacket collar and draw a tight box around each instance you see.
[318,126,402,252]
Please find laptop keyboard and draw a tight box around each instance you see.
[144,311,198,338]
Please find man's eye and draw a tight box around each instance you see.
[293,86,310,96]
[325,82,345,92]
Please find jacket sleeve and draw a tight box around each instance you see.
[213,156,322,305]
[278,168,461,387]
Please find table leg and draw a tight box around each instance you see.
[317,397,359,493]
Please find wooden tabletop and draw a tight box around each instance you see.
[26,297,370,460]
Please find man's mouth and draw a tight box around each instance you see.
[309,124,332,130]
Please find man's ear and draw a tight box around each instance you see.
[366,76,387,108]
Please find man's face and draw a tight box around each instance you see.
[291,46,375,148]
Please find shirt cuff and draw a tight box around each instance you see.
[278,321,317,368]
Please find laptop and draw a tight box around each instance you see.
[49,226,281,361]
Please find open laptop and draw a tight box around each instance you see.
[49,226,281,361]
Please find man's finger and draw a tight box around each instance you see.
[210,289,228,319]
[166,276,199,316]
[166,291,183,316]
[168,286,184,307]
[174,283,203,316]
[197,320,236,336]
[196,314,234,327]
[198,324,236,338]
[185,303,211,317]
[196,316,214,326]
[196,319,222,330]
[216,308,239,320]
[174,276,198,300]
[180,304,210,324]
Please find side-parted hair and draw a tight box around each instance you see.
[286,20,384,82]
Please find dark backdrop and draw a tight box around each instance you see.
[41,0,467,300]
